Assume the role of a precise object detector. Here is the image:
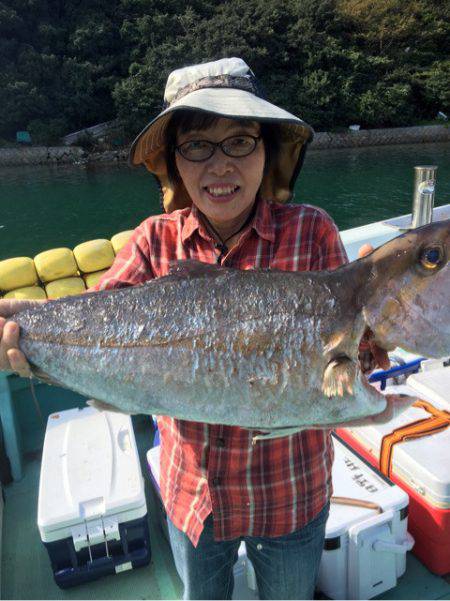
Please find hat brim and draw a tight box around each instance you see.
[128,88,314,212]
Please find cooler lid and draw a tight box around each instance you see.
[38,407,146,537]
[407,365,450,405]
[346,366,450,508]
[326,435,408,539]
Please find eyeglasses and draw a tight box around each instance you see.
[175,134,261,162]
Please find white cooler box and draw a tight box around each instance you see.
[317,433,413,600]
[148,433,412,600]
[38,407,150,589]
[146,445,258,600]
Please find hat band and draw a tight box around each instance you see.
[165,74,264,108]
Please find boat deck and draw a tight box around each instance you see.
[1,417,183,600]
[2,415,449,600]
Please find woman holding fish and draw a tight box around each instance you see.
[0,58,390,599]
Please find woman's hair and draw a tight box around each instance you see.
[165,110,280,184]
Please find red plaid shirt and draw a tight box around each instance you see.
[92,198,348,546]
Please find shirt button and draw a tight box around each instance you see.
[212,476,221,487]
[217,437,226,448]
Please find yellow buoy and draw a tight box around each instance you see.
[0,257,38,292]
[73,239,115,273]
[83,269,108,289]
[111,230,133,254]
[4,286,47,300]
[45,277,86,299]
[34,248,78,283]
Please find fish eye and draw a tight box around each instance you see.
[419,245,445,271]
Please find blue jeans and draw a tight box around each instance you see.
[167,502,329,600]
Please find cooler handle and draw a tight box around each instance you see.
[372,532,414,555]
[117,427,132,453]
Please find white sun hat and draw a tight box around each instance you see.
[129,57,314,212]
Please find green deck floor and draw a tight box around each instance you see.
[1,417,183,600]
[1,416,449,600]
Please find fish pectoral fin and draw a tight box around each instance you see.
[252,426,305,444]
[322,355,356,398]
[86,399,137,415]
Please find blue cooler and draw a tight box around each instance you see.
[37,407,150,588]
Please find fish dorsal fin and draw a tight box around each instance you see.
[167,260,233,279]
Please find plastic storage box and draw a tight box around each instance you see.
[337,363,450,575]
[38,407,150,588]
[318,434,413,599]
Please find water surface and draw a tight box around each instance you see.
[0,142,448,260]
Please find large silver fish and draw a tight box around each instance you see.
[11,219,450,437]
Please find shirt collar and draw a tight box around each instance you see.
[181,197,276,245]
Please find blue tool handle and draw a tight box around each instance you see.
[368,358,425,390]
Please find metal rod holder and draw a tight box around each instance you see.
[411,166,437,228]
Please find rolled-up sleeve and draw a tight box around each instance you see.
[311,211,348,271]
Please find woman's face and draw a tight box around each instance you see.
[175,117,265,228]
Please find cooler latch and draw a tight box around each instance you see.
[71,516,120,558]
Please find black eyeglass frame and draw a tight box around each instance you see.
[175,134,261,162]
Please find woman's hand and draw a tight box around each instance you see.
[0,299,45,376]
[357,244,391,374]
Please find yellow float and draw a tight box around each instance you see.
[73,239,115,273]
[83,269,109,289]
[34,248,78,283]
[4,286,47,300]
[0,230,134,300]
[111,230,133,254]
[0,257,38,292]
[45,277,86,299]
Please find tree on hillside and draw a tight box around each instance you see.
[0,0,447,141]
[113,0,357,133]
[0,0,128,141]
[337,0,450,120]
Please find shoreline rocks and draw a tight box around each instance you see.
[0,124,448,167]
[310,124,449,150]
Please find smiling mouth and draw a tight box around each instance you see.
[204,185,240,198]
